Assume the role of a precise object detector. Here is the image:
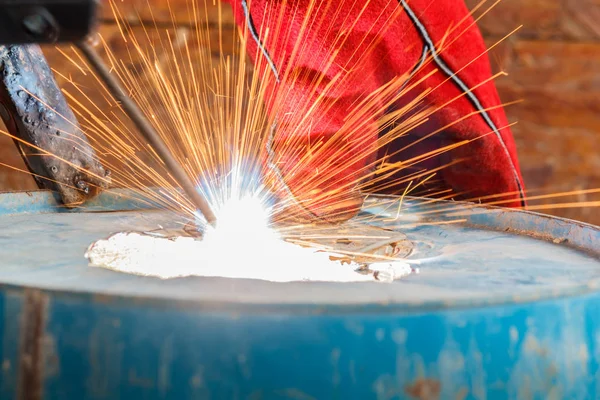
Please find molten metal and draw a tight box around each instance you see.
[85,196,414,283]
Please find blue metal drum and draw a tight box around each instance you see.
[0,190,599,399]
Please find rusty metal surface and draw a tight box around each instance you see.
[0,45,109,207]
[16,289,48,400]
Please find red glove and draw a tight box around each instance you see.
[226,0,526,222]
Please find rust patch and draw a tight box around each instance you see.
[17,289,48,400]
[404,378,441,400]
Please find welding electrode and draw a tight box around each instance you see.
[77,42,217,227]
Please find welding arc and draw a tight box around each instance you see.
[76,42,217,226]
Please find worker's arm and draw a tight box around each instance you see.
[227,0,526,222]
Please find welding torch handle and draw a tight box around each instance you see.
[77,42,217,226]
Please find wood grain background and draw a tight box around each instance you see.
[466,0,600,224]
[0,0,598,224]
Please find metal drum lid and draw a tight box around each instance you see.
[0,190,597,310]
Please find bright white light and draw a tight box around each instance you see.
[85,195,413,282]
[203,195,279,247]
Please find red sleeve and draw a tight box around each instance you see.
[226,0,526,220]
[382,0,526,207]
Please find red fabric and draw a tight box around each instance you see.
[225,0,525,219]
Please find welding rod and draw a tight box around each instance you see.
[77,42,217,226]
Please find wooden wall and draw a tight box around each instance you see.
[465,0,600,223]
[0,0,598,224]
